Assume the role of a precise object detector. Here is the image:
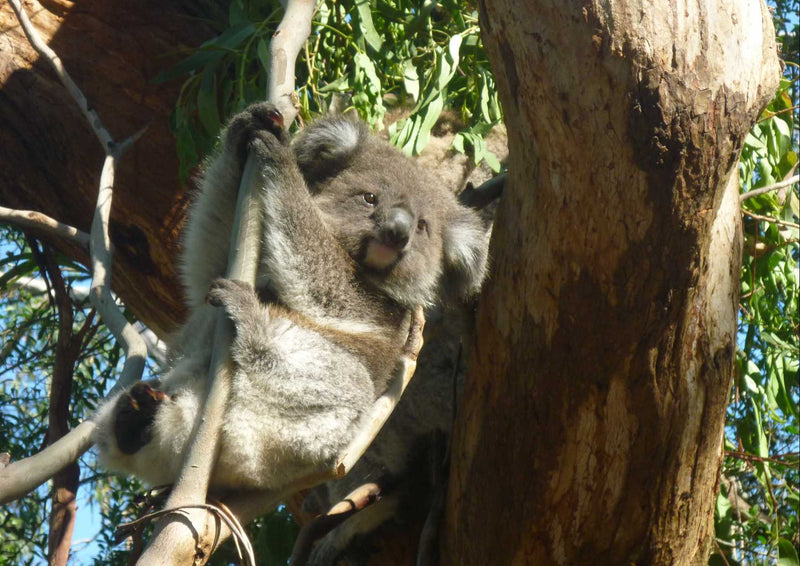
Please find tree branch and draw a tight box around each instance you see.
[742,208,800,230]
[136,309,425,565]
[0,0,148,505]
[136,1,321,560]
[0,206,90,250]
[739,174,798,202]
[268,0,316,126]
[39,245,81,566]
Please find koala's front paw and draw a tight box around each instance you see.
[113,381,169,455]
[207,278,263,327]
[225,102,289,160]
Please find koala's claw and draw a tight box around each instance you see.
[250,103,284,136]
[207,278,254,307]
[226,102,289,160]
[207,279,264,330]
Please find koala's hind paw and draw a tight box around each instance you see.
[207,278,264,328]
[113,381,168,455]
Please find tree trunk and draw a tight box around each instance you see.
[0,0,224,337]
[442,1,779,565]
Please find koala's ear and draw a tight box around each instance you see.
[293,117,368,184]
[441,205,490,301]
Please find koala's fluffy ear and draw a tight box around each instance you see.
[293,117,368,185]
[441,205,490,301]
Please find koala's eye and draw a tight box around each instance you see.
[363,192,377,205]
[417,219,428,232]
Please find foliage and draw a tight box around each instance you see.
[710,68,800,566]
[0,227,140,565]
[166,0,502,182]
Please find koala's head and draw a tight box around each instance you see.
[293,117,489,308]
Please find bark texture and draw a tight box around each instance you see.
[443,1,779,565]
[0,0,224,337]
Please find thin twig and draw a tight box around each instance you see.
[0,206,90,250]
[740,175,798,201]
[725,450,798,468]
[742,209,800,230]
[757,104,800,122]
[713,539,732,566]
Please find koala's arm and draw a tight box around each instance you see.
[235,104,367,321]
[181,103,359,318]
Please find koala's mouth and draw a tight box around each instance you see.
[363,239,403,270]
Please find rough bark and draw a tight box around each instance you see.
[441,2,780,565]
[0,0,224,338]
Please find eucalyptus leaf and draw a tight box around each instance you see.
[355,0,384,53]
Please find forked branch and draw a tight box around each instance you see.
[0,0,147,504]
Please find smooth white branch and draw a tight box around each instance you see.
[0,206,90,249]
[268,0,316,126]
[0,0,147,505]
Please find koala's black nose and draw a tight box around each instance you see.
[381,207,413,249]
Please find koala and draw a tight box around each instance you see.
[298,180,501,565]
[296,178,502,566]
[92,102,490,492]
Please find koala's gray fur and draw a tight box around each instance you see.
[301,306,469,566]
[92,102,490,492]
[299,180,502,566]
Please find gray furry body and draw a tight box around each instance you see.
[93,103,489,492]
[302,306,468,565]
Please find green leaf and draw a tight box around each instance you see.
[154,50,226,83]
[778,539,800,566]
[355,0,383,53]
[229,0,248,26]
[453,132,466,153]
[197,65,221,137]
[355,53,382,94]
[0,260,38,289]
[212,22,256,50]
[438,35,463,91]
[484,150,502,172]
[744,131,767,151]
[403,60,420,102]
[390,117,414,149]
[743,374,759,394]
[479,73,491,123]
[318,76,351,92]
[415,95,444,154]
[257,38,270,74]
